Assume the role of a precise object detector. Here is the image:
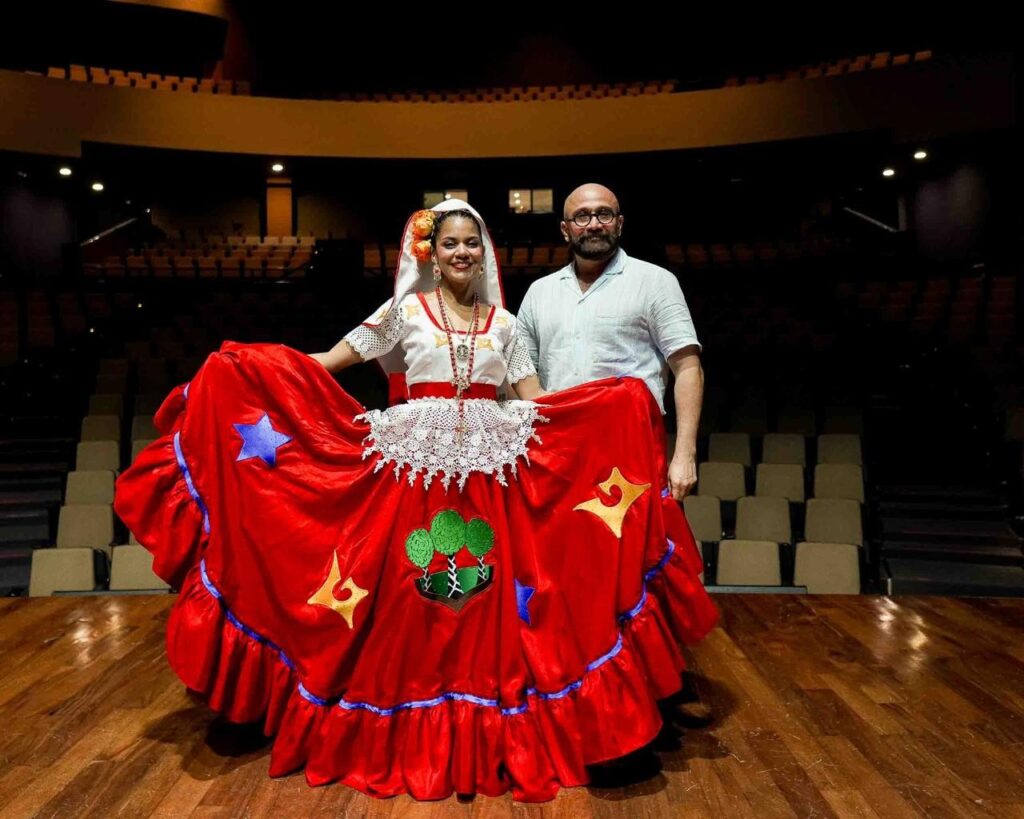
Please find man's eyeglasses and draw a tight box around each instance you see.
[569,209,619,227]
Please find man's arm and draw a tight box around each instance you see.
[646,267,703,498]
[666,345,703,500]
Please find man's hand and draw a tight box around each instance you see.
[668,451,697,500]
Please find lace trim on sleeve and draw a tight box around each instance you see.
[343,303,404,361]
[504,330,537,385]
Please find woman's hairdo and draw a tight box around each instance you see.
[431,209,482,245]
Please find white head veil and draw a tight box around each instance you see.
[368,198,505,400]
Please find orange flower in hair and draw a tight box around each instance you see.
[410,210,435,241]
[411,239,433,262]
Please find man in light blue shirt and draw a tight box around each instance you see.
[518,183,704,500]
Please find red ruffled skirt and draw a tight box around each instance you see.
[114,342,717,801]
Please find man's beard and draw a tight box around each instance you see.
[570,231,620,261]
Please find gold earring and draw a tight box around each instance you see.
[432,264,442,282]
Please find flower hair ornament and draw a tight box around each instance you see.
[409,210,436,264]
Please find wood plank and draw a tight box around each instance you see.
[0,594,1021,816]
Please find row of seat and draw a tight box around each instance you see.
[30,507,860,596]
[85,254,310,279]
[29,544,165,596]
[685,495,863,592]
[46,464,862,596]
[364,243,570,273]
[664,236,850,268]
[843,282,1024,411]
[327,81,678,103]
[841,276,1015,302]
[64,469,115,505]
[77,440,140,472]
[30,537,166,595]
[698,462,865,503]
[80,414,157,445]
[839,277,1017,317]
[96,364,194,394]
[842,276,1020,348]
[142,235,317,250]
[716,540,860,592]
[83,238,318,279]
[74,439,867,508]
[43,65,250,95]
[698,404,864,438]
[124,249,310,263]
[705,432,861,467]
[91,323,280,388]
[19,289,145,351]
[702,338,841,358]
[40,49,932,108]
[103,343,203,364]
[724,50,932,87]
[90,387,165,413]
[687,495,862,545]
[42,66,676,102]
[93,359,868,464]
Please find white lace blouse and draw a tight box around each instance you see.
[342,293,544,490]
[344,293,537,388]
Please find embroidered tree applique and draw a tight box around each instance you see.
[404,511,495,612]
[465,517,495,584]
[431,510,466,596]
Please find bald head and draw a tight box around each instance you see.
[563,183,620,220]
[560,183,624,263]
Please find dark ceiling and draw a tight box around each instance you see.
[2,3,1011,97]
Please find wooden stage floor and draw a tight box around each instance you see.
[1,593,1022,818]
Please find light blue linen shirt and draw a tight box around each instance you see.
[517,248,700,413]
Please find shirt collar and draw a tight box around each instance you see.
[558,247,628,280]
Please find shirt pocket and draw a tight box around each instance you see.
[593,313,647,365]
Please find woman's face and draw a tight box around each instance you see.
[433,216,484,288]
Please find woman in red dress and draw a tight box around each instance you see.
[114,199,717,801]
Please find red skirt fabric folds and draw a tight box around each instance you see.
[114,342,717,801]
